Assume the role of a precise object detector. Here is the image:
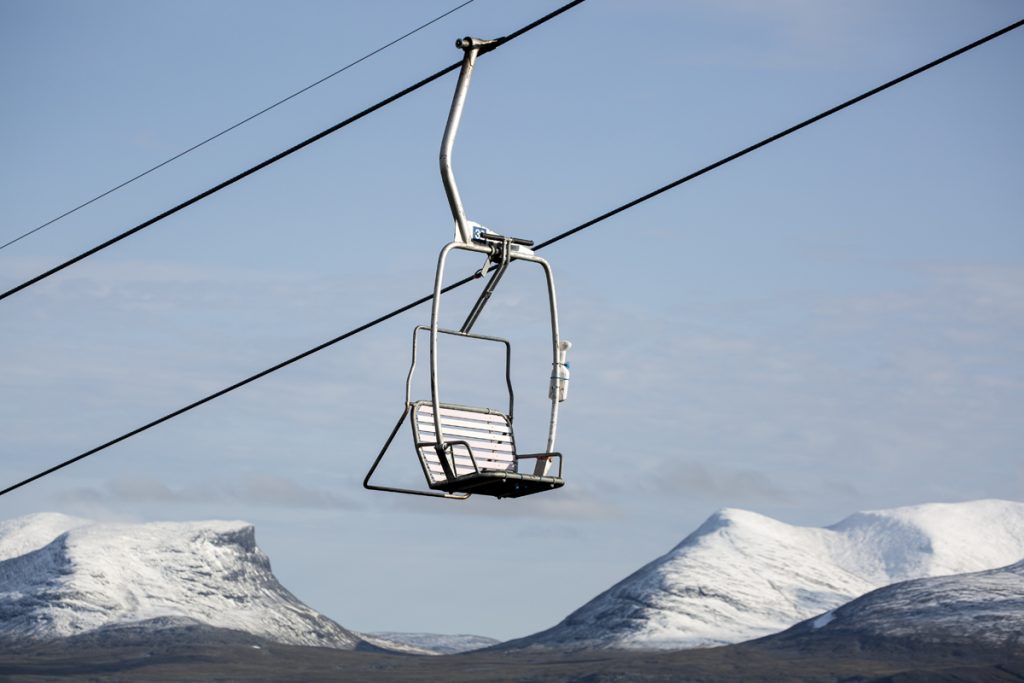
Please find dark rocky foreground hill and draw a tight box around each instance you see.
[759,559,1024,657]
[1,621,1021,683]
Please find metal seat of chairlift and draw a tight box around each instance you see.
[413,402,563,498]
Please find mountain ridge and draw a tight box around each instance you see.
[502,499,1024,650]
[0,516,361,649]
[4,500,1021,656]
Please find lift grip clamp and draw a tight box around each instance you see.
[456,36,500,53]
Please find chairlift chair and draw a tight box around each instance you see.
[364,37,571,500]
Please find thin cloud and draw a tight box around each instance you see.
[236,475,358,510]
[648,461,795,506]
[55,475,359,511]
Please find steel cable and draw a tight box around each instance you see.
[0,1,477,253]
[0,0,587,303]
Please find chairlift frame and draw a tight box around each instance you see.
[364,37,570,500]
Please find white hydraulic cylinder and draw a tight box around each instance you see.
[549,340,572,402]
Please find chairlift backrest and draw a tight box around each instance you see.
[413,402,516,484]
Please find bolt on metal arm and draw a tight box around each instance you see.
[440,37,498,244]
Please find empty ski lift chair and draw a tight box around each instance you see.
[364,37,571,500]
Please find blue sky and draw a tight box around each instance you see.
[1,0,1022,640]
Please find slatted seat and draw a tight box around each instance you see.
[411,401,563,498]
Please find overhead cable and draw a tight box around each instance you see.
[535,17,1024,251]
[0,0,477,253]
[0,0,587,303]
[1,15,1020,498]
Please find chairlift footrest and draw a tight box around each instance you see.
[430,470,564,499]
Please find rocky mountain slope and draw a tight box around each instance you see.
[767,558,1024,653]
[502,499,1024,650]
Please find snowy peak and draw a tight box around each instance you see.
[827,499,1024,582]
[0,512,88,561]
[675,507,783,544]
[0,516,360,649]
[505,499,1024,651]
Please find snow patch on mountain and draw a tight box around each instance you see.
[811,611,835,629]
[0,516,361,649]
[504,499,1024,650]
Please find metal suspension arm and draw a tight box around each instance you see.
[440,37,497,244]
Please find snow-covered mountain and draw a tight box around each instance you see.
[503,499,1024,650]
[770,559,1024,652]
[0,514,361,649]
[365,632,501,655]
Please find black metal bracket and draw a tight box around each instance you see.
[461,240,511,334]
